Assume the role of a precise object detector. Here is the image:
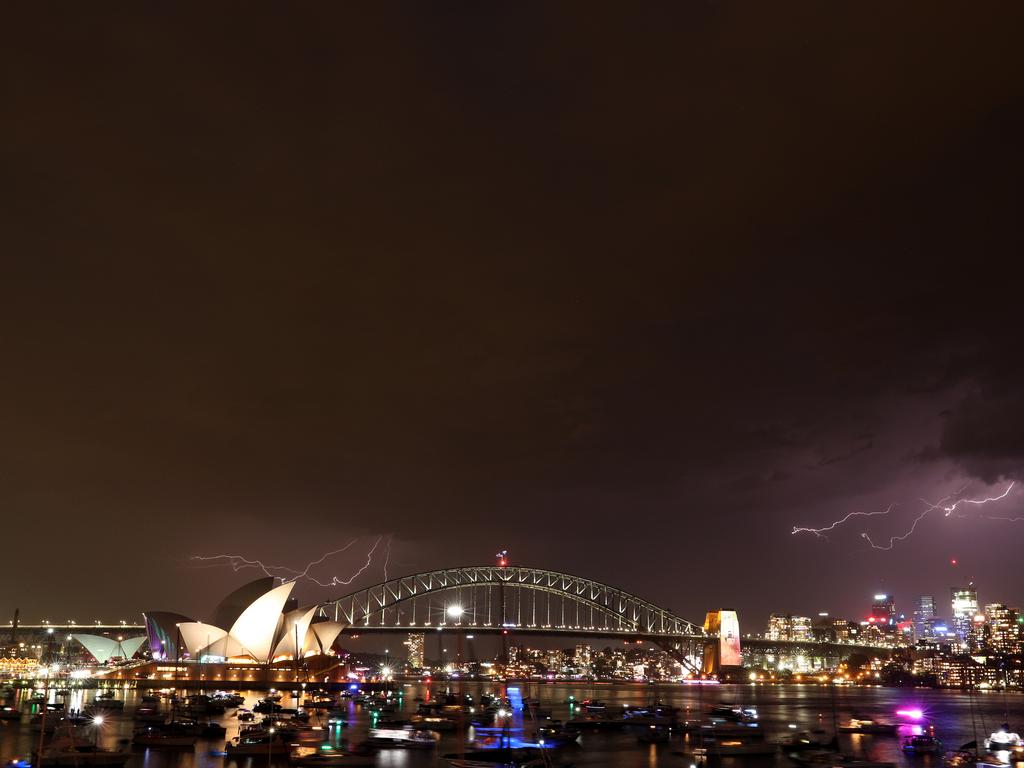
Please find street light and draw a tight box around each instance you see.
[446,605,464,622]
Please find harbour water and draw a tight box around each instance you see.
[1,681,1020,766]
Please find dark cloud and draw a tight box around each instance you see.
[940,383,1024,483]
[1,4,1023,626]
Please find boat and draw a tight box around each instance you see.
[904,734,943,755]
[781,729,836,751]
[789,754,894,768]
[197,720,227,737]
[838,717,897,735]
[686,729,778,757]
[30,714,60,733]
[638,724,672,743]
[226,731,291,756]
[367,726,437,748]
[212,691,245,707]
[581,699,606,713]
[622,703,679,726]
[96,691,115,700]
[34,737,132,766]
[254,698,284,713]
[133,706,166,723]
[786,753,892,768]
[0,703,21,720]
[289,744,376,766]
[89,699,124,710]
[306,696,335,709]
[944,749,1011,767]
[567,714,627,731]
[176,694,225,715]
[412,714,459,732]
[443,748,542,766]
[708,704,759,724]
[985,726,1023,751]
[131,721,200,748]
[533,722,580,748]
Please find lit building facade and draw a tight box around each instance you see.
[985,604,1021,655]
[913,595,936,641]
[951,584,979,644]
[404,632,425,669]
[767,614,812,642]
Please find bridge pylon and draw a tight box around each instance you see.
[702,609,743,679]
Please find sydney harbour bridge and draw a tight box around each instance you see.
[311,564,887,675]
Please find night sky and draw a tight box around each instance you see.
[3,5,1024,631]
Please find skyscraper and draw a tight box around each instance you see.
[985,604,1021,655]
[404,632,425,669]
[870,594,896,628]
[951,584,979,644]
[913,596,936,641]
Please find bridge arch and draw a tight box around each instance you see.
[315,565,704,638]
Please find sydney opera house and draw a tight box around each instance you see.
[90,578,348,685]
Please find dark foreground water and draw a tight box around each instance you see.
[2,681,1022,766]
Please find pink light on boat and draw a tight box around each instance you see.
[896,709,924,720]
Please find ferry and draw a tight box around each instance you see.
[34,736,131,766]
[686,726,777,757]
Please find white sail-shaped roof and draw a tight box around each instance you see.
[310,621,345,655]
[273,606,318,658]
[71,634,146,663]
[72,634,120,663]
[229,581,294,663]
[119,636,147,659]
[177,622,228,656]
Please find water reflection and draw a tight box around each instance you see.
[0,681,1022,766]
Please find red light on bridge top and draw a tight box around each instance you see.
[496,550,509,567]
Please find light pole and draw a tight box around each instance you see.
[92,715,104,749]
[446,605,467,758]
[446,605,464,678]
[268,726,275,767]
[496,708,509,748]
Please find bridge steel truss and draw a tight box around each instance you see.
[316,566,705,642]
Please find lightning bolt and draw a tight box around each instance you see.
[382,535,393,582]
[792,481,1016,551]
[792,504,896,539]
[860,507,932,550]
[191,535,385,587]
[924,481,1015,516]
